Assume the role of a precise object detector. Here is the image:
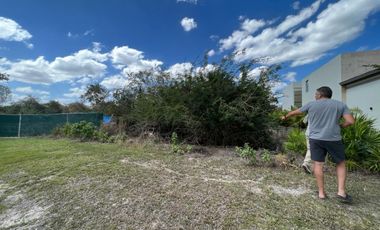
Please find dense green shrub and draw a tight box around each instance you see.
[122,62,279,148]
[342,109,380,172]
[364,149,380,172]
[283,128,307,156]
[55,121,110,142]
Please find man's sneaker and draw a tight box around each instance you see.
[302,164,312,174]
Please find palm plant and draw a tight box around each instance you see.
[342,109,380,171]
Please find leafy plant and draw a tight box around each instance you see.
[365,149,380,172]
[345,159,361,171]
[283,128,307,156]
[55,121,110,142]
[261,149,272,164]
[236,143,257,164]
[342,109,380,171]
[170,132,192,154]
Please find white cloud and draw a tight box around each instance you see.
[110,46,163,76]
[177,0,198,4]
[75,77,92,85]
[165,63,217,80]
[50,49,108,81]
[92,42,102,52]
[0,17,32,42]
[2,47,108,84]
[63,86,86,98]
[67,29,94,39]
[220,0,380,67]
[83,29,94,36]
[292,1,301,10]
[5,57,55,84]
[166,62,193,79]
[247,66,268,79]
[270,81,288,94]
[220,19,266,51]
[284,72,296,82]
[101,75,130,89]
[207,49,215,57]
[181,17,197,32]
[26,43,34,49]
[14,86,49,96]
[67,32,77,38]
[209,35,219,41]
[11,86,50,103]
[14,86,34,94]
[1,43,167,88]
[194,64,217,75]
[356,46,368,51]
[110,46,144,68]
[241,19,266,33]
[238,66,268,80]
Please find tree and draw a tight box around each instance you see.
[0,72,11,105]
[6,96,46,114]
[45,100,64,113]
[64,102,91,113]
[81,83,109,111]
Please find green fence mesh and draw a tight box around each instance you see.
[0,113,103,137]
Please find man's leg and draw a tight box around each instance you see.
[325,141,352,203]
[313,161,326,198]
[336,160,346,197]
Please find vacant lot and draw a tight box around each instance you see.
[0,138,379,229]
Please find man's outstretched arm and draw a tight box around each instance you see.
[281,108,303,120]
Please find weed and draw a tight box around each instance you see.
[236,143,256,165]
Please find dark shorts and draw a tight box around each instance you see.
[309,139,345,164]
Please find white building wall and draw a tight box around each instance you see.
[346,78,380,130]
[302,56,342,105]
[282,82,301,110]
[341,50,380,81]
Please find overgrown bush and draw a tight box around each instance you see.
[55,121,110,142]
[105,60,280,149]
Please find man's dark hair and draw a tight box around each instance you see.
[316,86,333,98]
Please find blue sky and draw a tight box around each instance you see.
[1,0,380,104]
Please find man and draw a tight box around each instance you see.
[282,86,355,203]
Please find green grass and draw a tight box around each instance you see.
[0,138,379,229]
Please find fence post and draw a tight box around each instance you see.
[18,113,22,138]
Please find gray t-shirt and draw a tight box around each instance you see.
[300,99,351,141]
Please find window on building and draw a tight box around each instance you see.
[305,80,309,93]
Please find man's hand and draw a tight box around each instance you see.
[281,109,303,121]
[341,114,355,128]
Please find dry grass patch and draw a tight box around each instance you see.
[0,138,379,229]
